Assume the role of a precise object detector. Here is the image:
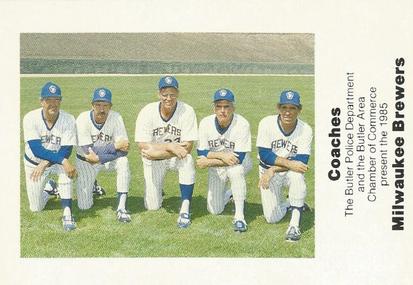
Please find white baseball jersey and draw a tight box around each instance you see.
[198,113,251,154]
[135,101,198,144]
[198,113,251,219]
[75,109,130,210]
[23,108,77,165]
[135,101,197,211]
[257,114,313,222]
[23,108,76,211]
[256,115,312,168]
[76,110,128,154]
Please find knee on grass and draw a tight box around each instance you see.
[207,204,224,215]
[264,209,286,224]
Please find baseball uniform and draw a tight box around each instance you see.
[198,113,252,217]
[257,90,313,241]
[23,82,77,231]
[23,108,76,210]
[76,88,131,222]
[135,100,198,210]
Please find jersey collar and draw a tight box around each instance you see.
[277,115,298,137]
[90,110,106,130]
[158,101,178,123]
[41,109,60,131]
[215,114,234,135]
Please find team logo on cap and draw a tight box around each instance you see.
[49,85,57,94]
[286,91,294,100]
[98,89,106,97]
[165,77,173,84]
[219,89,227,96]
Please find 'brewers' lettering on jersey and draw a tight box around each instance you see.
[152,123,182,137]
[256,115,312,167]
[198,114,251,153]
[271,139,298,155]
[208,138,235,150]
[135,101,197,144]
[40,133,62,146]
[91,132,113,143]
[76,110,128,156]
[23,108,77,165]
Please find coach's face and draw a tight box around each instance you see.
[159,87,178,111]
[92,101,112,124]
[278,103,301,128]
[41,97,61,118]
[214,100,234,127]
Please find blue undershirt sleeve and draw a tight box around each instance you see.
[98,151,127,164]
[81,143,127,164]
[234,151,246,164]
[291,154,310,164]
[28,139,65,164]
[258,147,277,166]
[59,145,73,159]
[197,149,209,157]
[93,144,117,155]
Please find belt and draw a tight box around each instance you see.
[24,154,56,167]
[76,154,87,162]
[259,161,270,169]
[24,153,39,166]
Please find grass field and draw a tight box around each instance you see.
[20,75,314,258]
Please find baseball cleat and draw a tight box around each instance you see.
[44,179,59,197]
[177,212,191,228]
[62,215,76,231]
[233,220,248,233]
[93,181,106,197]
[116,209,131,223]
[285,225,301,242]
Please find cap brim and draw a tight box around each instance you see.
[41,95,61,99]
[159,85,178,90]
[92,99,112,103]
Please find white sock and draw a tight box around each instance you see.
[290,208,301,228]
[117,193,127,210]
[63,206,71,217]
[234,199,245,221]
[180,199,190,214]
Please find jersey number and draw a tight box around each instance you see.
[164,138,181,143]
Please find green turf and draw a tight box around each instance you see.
[20,75,314,257]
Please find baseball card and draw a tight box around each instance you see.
[0,0,412,284]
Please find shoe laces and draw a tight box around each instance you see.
[117,209,129,216]
[63,215,75,223]
[178,213,190,223]
[288,226,300,235]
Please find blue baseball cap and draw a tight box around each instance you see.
[41,82,62,99]
[279,90,301,107]
[213,88,235,102]
[158,76,179,90]
[92,87,112,103]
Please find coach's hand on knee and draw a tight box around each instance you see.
[220,152,239,166]
[62,159,77,178]
[196,156,209,169]
[169,144,188,159]
[258,168,274,189]
[30,160,49,182]
[85,148,100,164]
[115,139,129,152]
